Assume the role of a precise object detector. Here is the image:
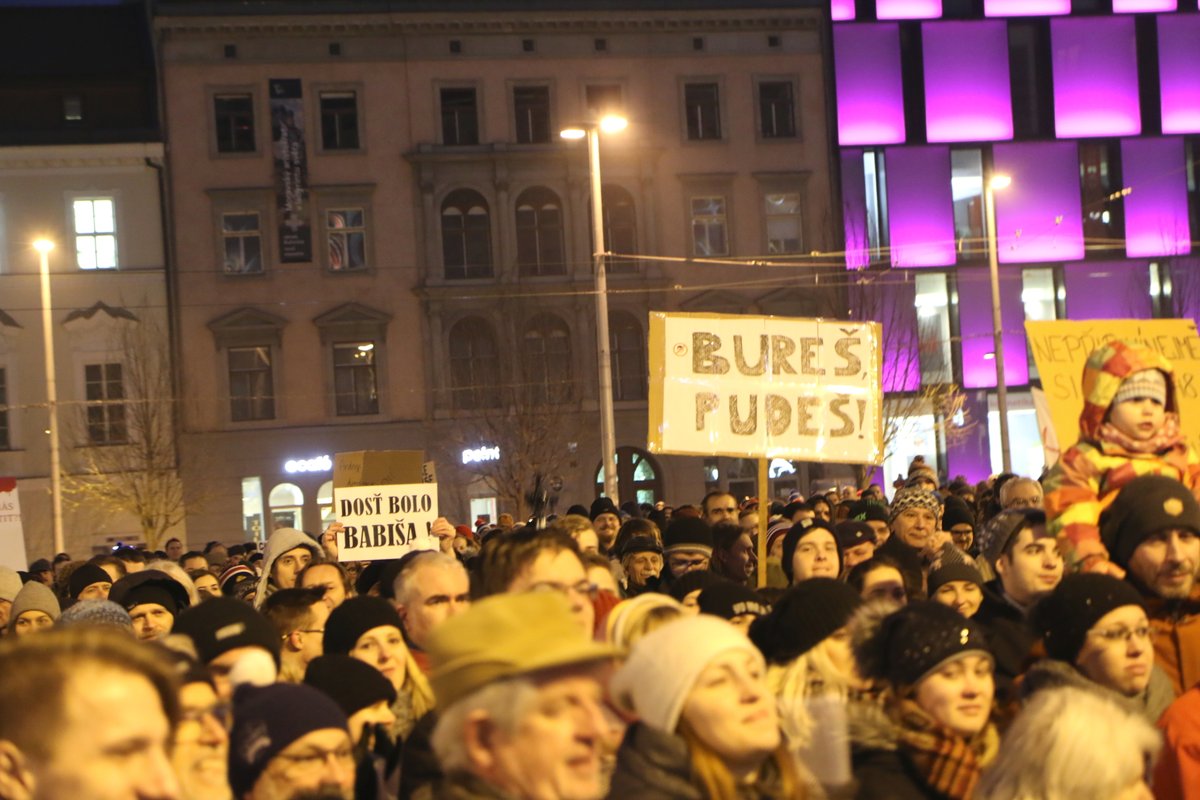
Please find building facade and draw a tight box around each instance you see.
[831,0,1200,488]
[155,0,838,541]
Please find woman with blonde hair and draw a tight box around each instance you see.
[604,592,684,649]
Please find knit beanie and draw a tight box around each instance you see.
[662,517,713,556]
[927,561,985,595]
[977,508,1047,569]
[667,569,724,603]
[888,488,941,524]
[941,496,975,530]
[57,599,133,630]
[765,520,792,555]
[323,596,402,656]
[218,565,256,596]
[834,521,877,551]
[611,615,762,732]
[697,582,769,621]
[1113,369,1167,407]
[590,497,619,521]
[619,535,663,558]
[1032,574,1146,663]
[749,578,862,664]
[854,600,991,688]
[172,596,282,667]
[7,581,61,631]
[109,570,190,615]
[849,500,890,524]
[228,683,349,797]
[1100,474,1200,569]
[68,563,113,599]
[304,654,397,716]
[0,567,21,604]
[605,593,685,649]
[780,520,840,582]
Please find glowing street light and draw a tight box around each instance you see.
[33,238,64,554]
[984,174,1012,473]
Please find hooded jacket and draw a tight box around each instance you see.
[1018,658,1174,724]
[1155,683,1200,800]
[253,528,322,609]
[1042,340,1200,569]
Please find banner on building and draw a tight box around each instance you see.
[648,312,884,464]
[1025,318,1200,459]
[269,78,312,263]
[0,478,27,571]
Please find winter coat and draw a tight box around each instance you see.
[973,581,1036,704]
[430,772,516,800]
[1017,658,1175,724]
[1042,340,1200,570]
[253,527,323,609]
[848,697,976,800]
[1155,684,1200,800]
[1143,585,1200,696]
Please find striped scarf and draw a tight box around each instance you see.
[894,699,998,799]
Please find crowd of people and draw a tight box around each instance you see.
[0,338,1198,799]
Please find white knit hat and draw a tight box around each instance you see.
[1114,369,1167,407]
[609,615,763,732]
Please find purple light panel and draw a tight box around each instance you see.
[851,278,920,392]
[1122,137,1191,258]
[834,24,906,146]
[984,0,1070,15]
[886,146,956,267]
[1113,0,1175,10]
[1064,261,1151,320]
[958,265,1029,389]
[831,0,855,20]
[993,142,1085,264]
[1052,17,1141,138]
[841,150,869,270]
[1159,16,1200,134]
[877,0,943,19]
[923,21,1013,142]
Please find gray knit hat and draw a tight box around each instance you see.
[0,567,21,604]
[58,599,133,630]
[1113,369,1167,407]
[8,581,61,632]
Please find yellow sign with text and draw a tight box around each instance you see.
[1025,319,1200,460]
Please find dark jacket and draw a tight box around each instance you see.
[430,772,515,800]
[1018,658,1175,724]
[973,580,1036,702]
[848,698,941,800]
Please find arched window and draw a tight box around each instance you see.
[442,189,493,279]
[521,314,572,404]
[609,311,646,401]
[594,447,663,505]
[515,187,566,276]
[317,480,335,527]
[448,317,501,410]
[268,482,304,531]
[603,185,638,273]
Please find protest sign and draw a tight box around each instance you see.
[648,312,883,464]
[1025,318,1200,458]
[0,478,27,571]
[333,451,439,562]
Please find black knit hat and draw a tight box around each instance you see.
[697,582,769,621]
[849,500,890,524]
[749,578,862,664]
[590,497,619,521]
[941,496,975,530]
[834,521,877,551]
[228,683,348,797]
[68,563,113,599]
[927,561,985,594]
[619,535,663,558]
[663,517,713,555]
[1100,474,1200,569]
[324,596,402,656]
[172,596,282,667]
[780,520,840,582]
[108,570,190,615]
[855,601,991,687]
[667,569,724,602]
[1031,573,1146,663]
[977,508,1047,569]
[304,654,397,716]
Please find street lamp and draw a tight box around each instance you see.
[33,238,64,554]
[983,174,1012,474]
[560,115,627,503]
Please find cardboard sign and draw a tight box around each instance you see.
[648,312,884,464]
[333,451,439,562]
[0,478,26,571]
[1025,318,1200,457]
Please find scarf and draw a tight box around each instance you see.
[893,699,998,800]
[1097,412,1185,456]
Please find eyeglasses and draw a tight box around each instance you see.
[179,702,232,730]
[1091,625,1152,644]
[299,628,325,635]
[528,580,598,599]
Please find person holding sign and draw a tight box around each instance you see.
[1043,339,1200,576]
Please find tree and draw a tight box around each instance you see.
[63,316,192,550]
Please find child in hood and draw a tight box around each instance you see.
[1043,339,1200,574]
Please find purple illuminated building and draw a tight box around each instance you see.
[923,21,1012,142]
[1158,16,1200,134]
[886,146,956,267]
[833,24,906,145]
[877,0,943,18]
[1051,17,1141,138]
[984,0,1070,15]
[993,142,1085,264]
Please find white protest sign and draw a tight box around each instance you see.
[648,312,883,464]
[334,483,440,562]
[0,479,27,571]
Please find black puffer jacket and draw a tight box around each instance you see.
[848,698,939,800]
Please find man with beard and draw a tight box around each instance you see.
[1101,474,1200,696]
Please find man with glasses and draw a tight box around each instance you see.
[229,682,354,800]
[173,662,233,800]
[1000,476,1044,510]
[660,516,715,594]
[261,587,330,684]
[476,527,596,636]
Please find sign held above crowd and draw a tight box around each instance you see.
[332,450,439,562]
[648,312,884,465]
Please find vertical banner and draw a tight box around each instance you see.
[0,478,27,571]
[269,78,312,262]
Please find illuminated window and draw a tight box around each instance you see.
[327,208,366,272]
[73,198,117,270]
[222,212,262,275]
[690,196,728,256]
[765,192,804,254]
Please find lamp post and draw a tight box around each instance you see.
[561,115,627,503]
[983,174,1012,474]
[33,238,64,554]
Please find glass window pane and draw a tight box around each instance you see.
[92,199,115,233]
[914,272,953,384]
[76,238,96,270]
[95,235,117,268]
[951,149,984,258]
[73,200,94,234]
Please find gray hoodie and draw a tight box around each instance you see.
[253,528,322,609]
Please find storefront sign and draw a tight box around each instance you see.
[0,478,27,571]
[648,312,884,464]
[1025,318,1200,458]
[461,446,500,465]
[284,455,332,474]
[269,78,312,262]
[333,483,440,562]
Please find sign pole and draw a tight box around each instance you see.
[757,457,769,588]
